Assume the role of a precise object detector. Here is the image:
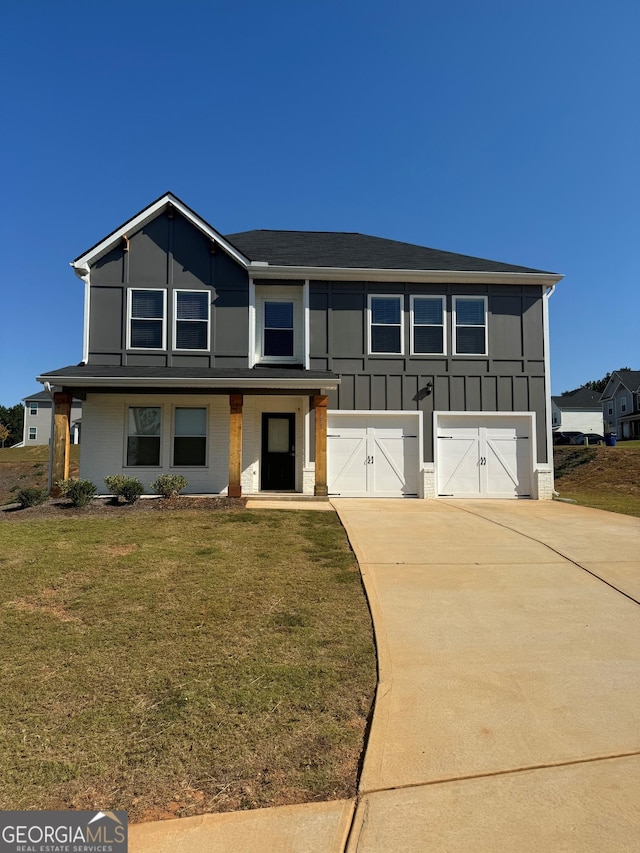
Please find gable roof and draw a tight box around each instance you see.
[225,230,552,274]
[551,388,603,409]
[614,370,640,392]
[71,192,561,284]
[72,192,250,272]
[601,370,640,399]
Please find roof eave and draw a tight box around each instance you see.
[248,263,563,285]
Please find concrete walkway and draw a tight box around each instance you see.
[334,499,640,852]
[130,499,640,852]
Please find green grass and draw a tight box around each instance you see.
[554,490,640,518]
[0,509,376,821]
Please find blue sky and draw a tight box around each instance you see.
[1,0,638,405]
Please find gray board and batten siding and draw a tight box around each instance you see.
[88,210,250,370]
[85,208,549,464]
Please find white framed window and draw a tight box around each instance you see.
[126,406,161,466]
[127,289,166,350]
[607,403,613,415]
[369,295,404,355]
[29,402,38,415]
[28,427,37,440]
[255,287,304,364]
[174,290,210,351]
[621,396,627,413]
[411,296,446,355]
[173,407,207,466]
[453,296,488,356]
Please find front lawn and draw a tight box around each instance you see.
[0,507,376,822]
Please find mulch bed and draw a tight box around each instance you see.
[1,496,247,521]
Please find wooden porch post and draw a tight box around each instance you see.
[50,392,72,496]
[228,394,243,497]
[313,394,328,497]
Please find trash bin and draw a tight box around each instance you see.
[605,433,617,447]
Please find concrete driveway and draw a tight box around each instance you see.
[333,499,640,852]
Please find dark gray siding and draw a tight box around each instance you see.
[310,281,549,463]
[88,211,249,368]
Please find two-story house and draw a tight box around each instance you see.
[22,390,82,446]
[600,370,640,439]
[38,193,562,499]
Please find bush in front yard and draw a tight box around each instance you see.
[16,487,49,508]
[58,478,97,508]
[151,474,188,498]
[104,475,144,504]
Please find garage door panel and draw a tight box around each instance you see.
[437,416,532,499]
[328,414,419,497]
[438,437,481,496]
[327,435,368,496]
[373,436,419,496]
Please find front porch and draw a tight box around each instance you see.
[47,387,333,499]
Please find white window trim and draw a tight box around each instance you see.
[171,405,208,468]
[126,288,167,351]
[368,294,405,356]
[28,426,37,440]
[410,295,446,356]
[124,404,163,468]
[29,402,38,415]
[173,290,211,352]
[254,286,304,365]
[452,295,488,357]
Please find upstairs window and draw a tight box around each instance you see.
[254,286,304,364]
[453,296,487,356]
[411,296,445,355]
[127,406,161,466]
[29,402,38,415]
[264,301,294,357]
[369,295,403,354]
[607,403,613,415]
[129,289,166,349]
[175,291,210,351]
[174,407,207,466]
[621,396,627,413]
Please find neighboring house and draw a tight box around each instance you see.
[551,388,604,436]
[38,192,562,499]
[22,390,82,446]
[600,370,640,439]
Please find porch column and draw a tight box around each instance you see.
[313,394,328,497]
[50,392,72,496]
[228,394,243,497]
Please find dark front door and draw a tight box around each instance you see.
[261,414,295,491]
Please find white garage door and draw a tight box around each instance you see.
[328,413,419,497]
[437,415,532,498]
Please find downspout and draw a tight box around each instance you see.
[542,283,556,495]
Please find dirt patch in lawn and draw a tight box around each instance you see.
[554,445,640,517]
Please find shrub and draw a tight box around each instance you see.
[16,487,49,508]
[58,478,97,508]
[151,474,188,498]
[104,474,144,504]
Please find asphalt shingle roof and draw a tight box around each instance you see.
[552,388,603,408]
[225,230,554,274]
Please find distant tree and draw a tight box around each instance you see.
[583,367,632,395]
[0,424,9,448]
[0,404,24,446]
